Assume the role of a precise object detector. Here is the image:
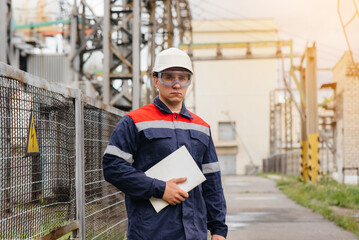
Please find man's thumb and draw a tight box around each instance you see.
[173,177,187,184]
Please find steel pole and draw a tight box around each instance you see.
[0,0,8,63]
[305,44,320,182]
[70,0,79,86]
[305,45,319,134]
[299,67,309,181]
[103,0,111,105]
[75,91,86,239]
[132,0,141,109]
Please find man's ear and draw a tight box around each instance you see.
[153,77,159,89]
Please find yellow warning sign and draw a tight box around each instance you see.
[26,112,40,156]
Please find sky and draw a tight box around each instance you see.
[12,0,359,87]
[189,0,359,69]
[14,0,359,69]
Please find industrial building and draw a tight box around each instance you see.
[1,0,359,239]
[188,19,278,175]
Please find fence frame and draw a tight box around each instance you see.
[0,62,127,239]
[75,91,86,239]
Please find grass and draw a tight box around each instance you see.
[274,175,359,238]
[58,232,73,240]
[1,203,73,239]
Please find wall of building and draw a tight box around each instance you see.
[190,19,278,175]
[332,51,359,183]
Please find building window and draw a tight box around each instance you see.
[218,122,236,141]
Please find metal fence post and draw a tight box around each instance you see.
[0,63,127,238]
[75,90,86,239]
[132,0,141,110]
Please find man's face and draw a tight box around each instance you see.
[154,67,191,106]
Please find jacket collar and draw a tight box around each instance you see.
[153,96,193,119]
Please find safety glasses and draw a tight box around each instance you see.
[158,70,192,87]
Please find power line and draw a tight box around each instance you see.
[337,0,359,63]
[191,0,281,36]
[190,3,277,42]
[189,0,356,63]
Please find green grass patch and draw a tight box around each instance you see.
[275,175,359,238]
[58,232,73,240]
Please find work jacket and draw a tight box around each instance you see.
[103,96,228,240]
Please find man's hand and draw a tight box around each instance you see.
[211,234,226,240]
[162,177,189,205]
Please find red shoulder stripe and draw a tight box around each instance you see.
[127,103,210,129]
[126,104,172,122]
[188,110,210,129]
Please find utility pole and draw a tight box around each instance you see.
[69,0,79,87]
[147,0,156,103]
[0,0,12,64]
[103,0,110,105]
[305,44,320,183]
[69,0,192,110]
[132,0,141,110]
[147,0,175,101]
[0,0,7,62]
[146,0,193,103]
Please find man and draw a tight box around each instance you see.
[103,48,227,240]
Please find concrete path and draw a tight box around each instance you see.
[223,175,358,240]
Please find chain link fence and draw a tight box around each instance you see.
[83,106,127,240]
[0,62,127,239]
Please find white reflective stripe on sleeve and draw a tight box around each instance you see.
[202,162,220,174]
[104,145,134,164]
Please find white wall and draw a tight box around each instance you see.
[191,19,278,174]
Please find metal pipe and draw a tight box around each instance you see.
[132,0,141,109]
[75,90,86,239]
[191,53,301,61]
[103,0,110,104]
[70,0,79,85]
[281,56,305,122]
[0,0,8,63]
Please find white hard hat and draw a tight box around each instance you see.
[152,47,193,74]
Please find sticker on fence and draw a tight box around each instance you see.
[26,112,40,156]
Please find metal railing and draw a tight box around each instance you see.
[0,62,127,239]
[263,143,335,178]
[262,150,301,176]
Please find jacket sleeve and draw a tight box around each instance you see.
[202,132,228,238]
[102,115,166,200]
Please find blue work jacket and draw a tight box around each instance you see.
[103,96,228,240]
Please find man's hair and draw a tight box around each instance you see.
[153,72,158,78]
